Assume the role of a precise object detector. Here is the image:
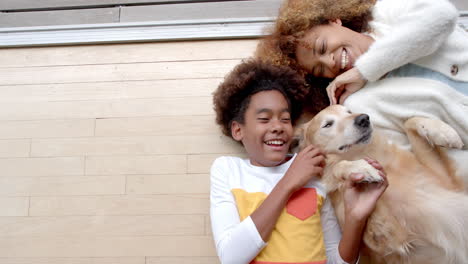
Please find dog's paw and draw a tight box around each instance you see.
[413,118,464,149]
[343,159,383,183]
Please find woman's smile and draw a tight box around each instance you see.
[341,48,349,70]
[295,19,374,78]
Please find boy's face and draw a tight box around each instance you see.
[232,90,294,167]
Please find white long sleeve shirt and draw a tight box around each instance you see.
[210,155,351,264]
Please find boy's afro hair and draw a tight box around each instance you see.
[213,59,309,137]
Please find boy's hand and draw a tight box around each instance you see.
[282,145,326,192]
[343,158,388,222]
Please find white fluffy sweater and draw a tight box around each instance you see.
[355,0,468,82]
[345,0,468,174]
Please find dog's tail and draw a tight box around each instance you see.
[415,187,468,264]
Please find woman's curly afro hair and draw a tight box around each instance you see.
[213,59,308,138]
[254,0,375,114]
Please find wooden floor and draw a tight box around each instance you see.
[0,39,255,263]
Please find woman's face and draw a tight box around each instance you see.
[295,19,373,78]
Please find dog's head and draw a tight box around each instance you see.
[297,105,373,154]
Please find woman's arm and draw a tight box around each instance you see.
[355,0,458,82]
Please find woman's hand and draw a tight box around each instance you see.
[343,158,388,222]
[326,67,367,105]
[281,145,326,192]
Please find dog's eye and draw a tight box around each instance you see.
[347,110,352,114]
[323,121,334,128]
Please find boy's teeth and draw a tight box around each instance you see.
[266,140,284,145]
[341,49,348,70]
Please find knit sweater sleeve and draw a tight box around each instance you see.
[210,157,267,264]
[355,0,458,82]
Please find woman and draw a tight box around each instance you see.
[256,0,468,181]
[259,0,467,101]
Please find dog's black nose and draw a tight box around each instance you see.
[354,114,370,128]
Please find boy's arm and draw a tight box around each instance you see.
[252,145,325,241]
[337,170,387,263]
[210,160,297,264]
[321,198,361,264]
[322,159,388,264]
[250,179,294,241]
[355,0,458,82]
[210,158,266,264]
[337,217,366,263]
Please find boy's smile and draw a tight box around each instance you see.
[231,90,293,167]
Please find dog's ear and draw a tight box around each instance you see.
[294,125,304,141]
[291,125,305,153]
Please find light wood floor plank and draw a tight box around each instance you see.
[205,215,212,236]
[0,215,205,236]
[0,40,255,67]
[85,155,186,175]
[0,97,213,121]
[0,60,240,85]
[0,236,216,257]
[0,257,145,264]
[95,115,218,137]
[0,176,125,196]
[0,198,29,216]
[0,79,221,102]
[0,119,95,139]
[126,174,209,194]
[29,194,209,216]
[31,135,243,157]
[0,157,84,177]
[0,140,30,158]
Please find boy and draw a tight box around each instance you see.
[211,60,387,264]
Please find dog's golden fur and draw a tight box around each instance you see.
[297,105,468,264]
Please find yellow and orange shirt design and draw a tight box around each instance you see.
[232,187,327,264]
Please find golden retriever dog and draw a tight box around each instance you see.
[296,105,468,264]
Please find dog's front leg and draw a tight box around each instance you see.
[324,159,383,192]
